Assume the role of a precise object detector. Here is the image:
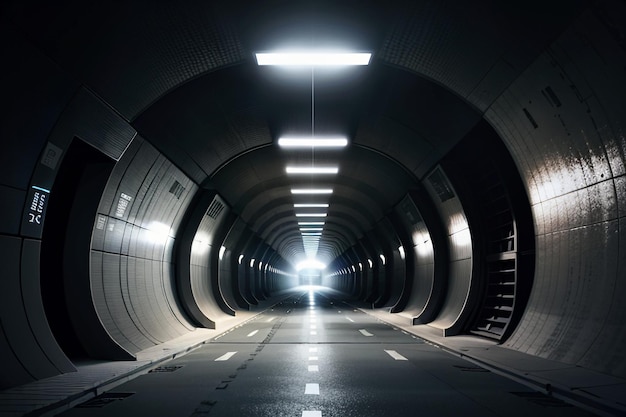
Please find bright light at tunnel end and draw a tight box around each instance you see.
[296,259,327,271]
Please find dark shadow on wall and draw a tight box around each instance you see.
[40,138,115,360]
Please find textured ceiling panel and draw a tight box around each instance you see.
[7,2,247,120]
[229,107,273,150]
[378,0,589,111]
[254,210,297,237]
[133,64,272,182]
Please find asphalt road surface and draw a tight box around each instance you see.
[60,288,597,417]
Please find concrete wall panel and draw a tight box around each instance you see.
[578,219,626,376]
[186,194,234,323]
[422,167,476,335]
[0,236,77,389]
[221,218,251,309]
[88,138,197,355]
[485,3,626,377]
[0,236,37,389]
[20,239,75,374]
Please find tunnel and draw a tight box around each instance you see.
[1,0,625,416]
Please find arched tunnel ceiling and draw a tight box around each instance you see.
[4,0,588,266]
[131,51,481,264]
[134,64,429,264]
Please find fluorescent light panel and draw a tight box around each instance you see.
[296,213,327,217]
[286,166,338,174]
[291,189,333,194]
[295,204,329,208]
[256,52,371,66]
[300,228,323,231]
[298,222,325,225]
[279,137,348,148]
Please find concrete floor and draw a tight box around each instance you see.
[59,289,598,417]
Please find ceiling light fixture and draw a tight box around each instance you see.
[278,137,348,148]
[291,189,333,194]
[300,228,323,231]
[256,52,371,66]
[298,222,325,225]
[295,213,327,217]
[295,204,329,208]
[286,166,338,175]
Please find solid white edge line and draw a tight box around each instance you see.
[384,349,408,361]
[215,351,237,361]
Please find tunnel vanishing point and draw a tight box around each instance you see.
[1,0,626,415]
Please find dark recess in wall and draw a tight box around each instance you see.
[40,138,115,359]
[441,120,535,342]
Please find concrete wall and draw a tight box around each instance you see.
[177,192,235,328]
[375,0,626,378]
[421,167,477,336]
[484,5,626,377]
[392,193,446,324]
[0,24,141,385]
[88,137,197,357]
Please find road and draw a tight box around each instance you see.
[60,288,596,417]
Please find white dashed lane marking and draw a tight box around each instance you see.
[247,330,259,337]
[359,329,374,337]
[384,350,408,361]
[308,365,319,372]
[345,317,354,322]
[305,383,320,395]
[303,411,322,417]
[214,351,237,361]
